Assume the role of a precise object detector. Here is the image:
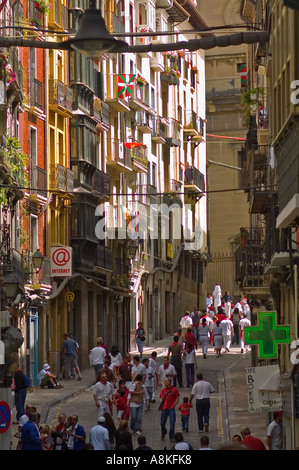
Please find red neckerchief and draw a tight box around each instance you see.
[163,364,169,370]
[171,341,178,346]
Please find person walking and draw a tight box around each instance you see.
[136,322,146,357]
[178,396,193,432]
[167,335,183,387]
[128,374,145,434]
[114,420,133,450]
[159,377,180,442]
[183,342,197,387]
[189,373,214,433]
[191,309,200,341]
[89,338,106,382]
[89,416,110,450]
[223,291,234,317]
[119,354,133,388]
[142,358,154,410]
[212,320,223,357]
[198,318,210,359]
[239,313,251,353]
[231,307,241,345]
[109,345,122,379]
[157,356,177,386]
[212,283,222,313]
[131,355,146,382]
[266,411,283,450]
[93,372,114,418]
[148,351,158,403]
[179,311,193,335]
[220,315,234,352]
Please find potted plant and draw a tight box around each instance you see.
[34,0,52,14]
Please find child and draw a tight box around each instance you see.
[114,388,128,422]
[178,397,193,432]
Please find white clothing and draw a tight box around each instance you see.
[213,284,222,309]
[220,319,233,336]
[206,296,213,309]
[131,363,147,380]
[157,363,176,384]
[173,442,190,450]
[144,366,154,387]
[267,421,283,450]
[235,302,243,314]
[89,346,106,366]
[191,380,214,399]
[180,315,193,329]
[109,352,122,367]
[90,424,110,450]
[239,317,251,350]
[224,302,232,317]
[184,349,196,364]
[93,381,114,418]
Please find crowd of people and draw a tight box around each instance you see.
[12,286,283,451]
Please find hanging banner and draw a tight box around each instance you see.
[117,74,136,98]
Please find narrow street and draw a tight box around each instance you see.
[15,338,268,451]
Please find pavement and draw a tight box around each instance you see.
[10,336,269,451]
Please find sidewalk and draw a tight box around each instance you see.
[11,337,268,449]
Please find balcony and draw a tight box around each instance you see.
[135,25,153,58]
[49,164,74,193]
[129,82,151,113]
[106,74,130,112]
[132,145,148,173]
[165,118,180,147]
[235,226,268,293]
[92,169,110,201]
[7,48,23,101]
[150,52,164,72]
[91,97,110,131]
[49,79,73,117]
[48,2,68,31]
[161,69,180,86]
[151,116,166,143]
[136,111,152,134]
[249,163,275,214]
[29,166,47,201]
[95,244,112,271]
[184,167,205,203]
[106,139,132,173]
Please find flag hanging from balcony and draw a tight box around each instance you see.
[118,74,136,98]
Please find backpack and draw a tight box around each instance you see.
[24,374,30,388]
[232,314,240,326]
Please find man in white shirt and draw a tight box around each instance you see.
[89,338,107,382]
[189,373,214,432]
[179,312,193,334]
[239,314,251,353]
[131,355,147,382]
[89,416,110,450]
[220,316,234,352]
[92,372,114,419]
[157,357,177,386]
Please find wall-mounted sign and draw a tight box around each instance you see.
[50,246,72,277]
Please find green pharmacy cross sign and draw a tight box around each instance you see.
[244,311,291,359]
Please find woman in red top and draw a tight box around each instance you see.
[184,328,197,350]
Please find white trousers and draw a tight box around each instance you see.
[200,336,209,355]
[223,334,232,349]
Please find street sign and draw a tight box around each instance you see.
[50,246,73,277]
[244,311,291,359]
[0,401,11,433]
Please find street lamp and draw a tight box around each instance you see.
[64,0,128,59]
[128,240,139,258]
[3,272,19,299]
[31,249,45,272]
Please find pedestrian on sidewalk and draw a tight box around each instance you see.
[13,367,28,422]
[159,377,180,442]
[184,327,197,350]
[179,311,193,335]
[183,342,197,387]
[198,318,210,359]
[131,355,146,382]
[114,420,133,450]
[266,411,283,450]
[109,345,122,379]
[143,358,154,410]
[191,309,200,342]
[189,373,214,433]
[223,291,233,317]
[178,396,193,432]
[239,313,251,353]
[167,335,183,387]
[148,351,158,402]
[62,334,83,381]
[89,416,110,450]
[89,337,106,382]
[119,353,133,388]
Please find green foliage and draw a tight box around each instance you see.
[240,87,265,127]
[0,135,28,203]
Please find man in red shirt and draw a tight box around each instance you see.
[159,378,180,442]
[240,426,266,450]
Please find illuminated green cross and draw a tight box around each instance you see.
[244,311,291,359]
